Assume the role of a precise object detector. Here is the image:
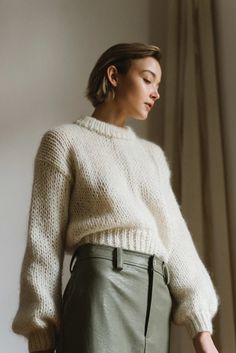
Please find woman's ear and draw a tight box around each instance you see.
[106,65,119,88]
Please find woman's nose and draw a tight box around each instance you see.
[151,90,160,101]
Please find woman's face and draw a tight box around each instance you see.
[113,56,162,120]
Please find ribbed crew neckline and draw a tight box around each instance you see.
[74,115,137,140]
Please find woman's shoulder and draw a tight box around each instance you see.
[37,118,89,154]
[41,120,81,141]
[35,120,81,178]
[138,136,165,157]
[138,137,171,177]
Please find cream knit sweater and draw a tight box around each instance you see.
[12,115,220,352]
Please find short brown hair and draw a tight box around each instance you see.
[86,42,161,107]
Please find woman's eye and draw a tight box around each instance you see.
[143,78,151,84]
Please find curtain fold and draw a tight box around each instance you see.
[160,1,236,352]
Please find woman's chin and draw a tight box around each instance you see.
[130,112,149,121]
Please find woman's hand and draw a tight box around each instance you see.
[193,332,219,353]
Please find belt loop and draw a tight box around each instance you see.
[162,262,170,285]
[69,249,78,273]
[115,247,123,271]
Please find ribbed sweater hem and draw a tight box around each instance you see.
[76,228,163,257]
[185,311,214,338]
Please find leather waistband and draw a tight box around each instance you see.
[70,243,170,285]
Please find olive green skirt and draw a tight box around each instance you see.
[56,243,172,353]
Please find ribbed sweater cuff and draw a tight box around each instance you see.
[28,328,55,353]
[185,311,214,338]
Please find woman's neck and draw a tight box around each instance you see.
[91,102,127,128]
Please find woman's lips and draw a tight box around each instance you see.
[145,103,152,110]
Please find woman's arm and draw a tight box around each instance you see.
[154,145,220,338]
[12,129,74,352]
[193,332,219,353]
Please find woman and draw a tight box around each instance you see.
[12,43,220,353]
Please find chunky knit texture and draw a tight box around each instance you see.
[12,115,220,352]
